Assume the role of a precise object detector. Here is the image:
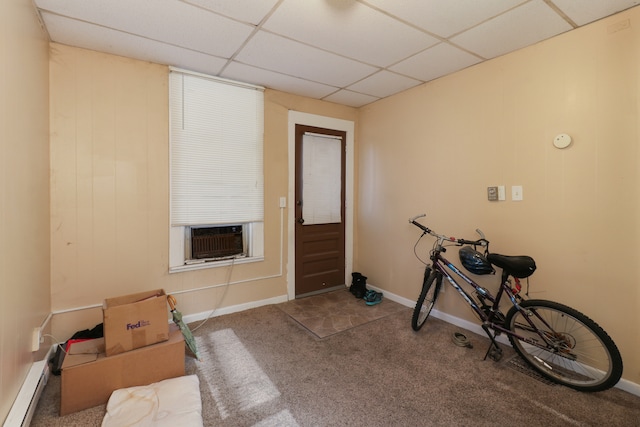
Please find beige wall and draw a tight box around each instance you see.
[358,7,640,385]
[4,4,639,418]
[0,0,50,422]
[49,43,358,339]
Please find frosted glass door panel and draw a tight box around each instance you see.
[302,134,342,225]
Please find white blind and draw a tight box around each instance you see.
[170,70,264,226]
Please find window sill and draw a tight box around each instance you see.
[169,255,264,274]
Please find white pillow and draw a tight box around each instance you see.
[102,375,203,427]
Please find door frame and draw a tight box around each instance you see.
[287,111,354,300]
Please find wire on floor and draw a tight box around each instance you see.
[191,256,235,332]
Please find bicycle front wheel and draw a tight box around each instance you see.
[505,299,623,392]
[411,269,441,331]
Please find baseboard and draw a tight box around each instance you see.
[369,284,640,397]
[3,294,288,426]
[3,346,55,427]
[16,287,637,423]
[181,293,289,325]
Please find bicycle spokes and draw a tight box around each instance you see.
[506,300,622,391]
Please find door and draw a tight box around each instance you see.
[294,124,346,296]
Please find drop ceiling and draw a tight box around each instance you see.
[34,0,639,107]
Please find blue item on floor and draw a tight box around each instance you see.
[364,290,383,306]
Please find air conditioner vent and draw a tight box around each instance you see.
[190,225,244,259]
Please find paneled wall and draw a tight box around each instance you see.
[48,43,358,339]
[0,0,50,422]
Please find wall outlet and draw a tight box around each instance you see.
[31,327,41,352]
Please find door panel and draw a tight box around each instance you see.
[295,125,346,296]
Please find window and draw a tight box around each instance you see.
[169,68,265,271]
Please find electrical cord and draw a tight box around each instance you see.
[191,256,235,332]
[413,233,429,265]
[41,333,68,354]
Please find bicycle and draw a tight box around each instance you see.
[409,214,623,392]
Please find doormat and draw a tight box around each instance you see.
[278,289,407,339]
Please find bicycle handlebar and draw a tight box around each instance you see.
[409,213,426,222]
[409,213,488,247]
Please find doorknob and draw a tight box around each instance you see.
[297,218,305,224]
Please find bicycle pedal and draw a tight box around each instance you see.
[488,347,503,362]
[483,343,503,361]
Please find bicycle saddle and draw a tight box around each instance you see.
[486,253,536,278]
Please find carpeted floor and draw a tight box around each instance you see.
[31,290,640,426]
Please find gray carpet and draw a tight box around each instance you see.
[31,298,640,426]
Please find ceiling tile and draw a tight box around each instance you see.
[323,89,380,108]
[364,0,527,38]
[347,71,421,98]
[552,0,640,26]
[36,0,254,58]
[221,62,339,99]
[183,0,280,25]
[235,31,378,87]
[262,0,439,67]
[41,13,228,75]
[451,0,572,59]
[390,43,482,82]
[34,0,639,106]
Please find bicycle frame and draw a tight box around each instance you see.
[410,213,582,357]
[410,215,623,391]
[430,254,505,327]
[430,251,566,355]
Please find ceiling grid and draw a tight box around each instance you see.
[35,0,639,107]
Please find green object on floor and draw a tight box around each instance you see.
[167,294,200,360]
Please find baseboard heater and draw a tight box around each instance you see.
[3,355,51,427]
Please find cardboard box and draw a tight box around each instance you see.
[103,288,169,356]
[60,326,185,416]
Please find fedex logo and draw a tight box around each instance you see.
[126,320,151,330]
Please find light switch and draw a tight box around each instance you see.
[498,186,506,201]
[512,186,523,201]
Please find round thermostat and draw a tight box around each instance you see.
[553,133,572,149]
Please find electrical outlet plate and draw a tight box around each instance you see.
[31,327,40,352]
[512,185,523,201]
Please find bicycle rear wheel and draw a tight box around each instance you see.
[411,268,441,331]
[505,299,623,392]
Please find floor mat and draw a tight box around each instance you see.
[278,289,407,338]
